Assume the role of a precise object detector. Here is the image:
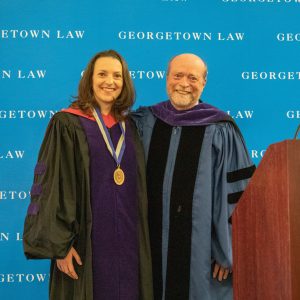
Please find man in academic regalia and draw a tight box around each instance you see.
[132,53,255,300]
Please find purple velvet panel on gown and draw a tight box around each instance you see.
[80,117,138,300]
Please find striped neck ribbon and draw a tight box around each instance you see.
[92,107,126,166]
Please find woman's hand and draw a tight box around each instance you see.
[56,247,82,280]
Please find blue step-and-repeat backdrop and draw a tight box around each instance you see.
[0,0,299,299]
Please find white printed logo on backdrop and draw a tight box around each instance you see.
[0,29,85,40]
[251,149,266,159]
[0,232,23,242]
[286,110,300,119]
[0,110,57,119]
[241,71,300,80]
[221,0,300,4]
[0,150,25,160]
[0,190,31,200]
[0,273,50,283]
[227,110,254,119]
[277,33,300,42]
[118,31,245,41]
[81,69,166,80]
[1,70,46,79]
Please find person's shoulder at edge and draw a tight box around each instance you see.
[130,100,169,118]
[129,104,155,124]
[131,105,151,116]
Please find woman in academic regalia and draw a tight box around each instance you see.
[23,50,153,300]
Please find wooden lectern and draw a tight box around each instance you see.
[232,139,300,300]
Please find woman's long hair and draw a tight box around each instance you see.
[71,50,135,121]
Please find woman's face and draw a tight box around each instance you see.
[92,57,123,111]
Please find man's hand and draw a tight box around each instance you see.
[212,262,232,282]
[56,247,82,280]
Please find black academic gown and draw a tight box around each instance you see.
[23,112,153,300]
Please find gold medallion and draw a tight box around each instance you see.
[114,167,125,185]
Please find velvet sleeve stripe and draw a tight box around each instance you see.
[227,165,256,183]
[27,203,39,215]
[34,162,46,175]
[30,184,42,196]
[228,191,244,204]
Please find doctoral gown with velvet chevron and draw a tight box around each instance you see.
[132,100,255,300]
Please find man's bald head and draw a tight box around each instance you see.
[166,53,207,110]
[167,53,208,81]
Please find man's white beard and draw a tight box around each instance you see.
[170,92,195,110]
